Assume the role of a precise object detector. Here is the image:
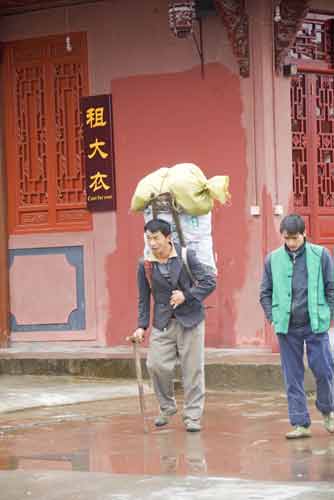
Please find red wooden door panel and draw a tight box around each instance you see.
[292,73,334,253]
[3,33,92,234]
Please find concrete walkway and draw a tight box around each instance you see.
[0,343,279,362]
[0,338,332,498]
[0,384,333,479]
[0,377,333,498]
[0,471,333,500]
[0,375,152,414]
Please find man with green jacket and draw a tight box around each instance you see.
[260,214,334,439]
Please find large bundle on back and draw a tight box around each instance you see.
[130,163,230,274]
[131,163,229,215]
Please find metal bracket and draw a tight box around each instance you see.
[192,17,205,79]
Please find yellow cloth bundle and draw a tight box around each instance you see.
[130,167,170,212]
[130,163,230,215]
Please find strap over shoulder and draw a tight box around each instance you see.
[181,246,196,284]
[143,260,153,289]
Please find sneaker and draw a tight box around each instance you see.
[154,408,177,427]
[184,419,201,433]
[285,426,311,439]
[323,412,334,433]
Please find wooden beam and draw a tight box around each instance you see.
[0,0,105,17]
[214,0,250,77]
[275,0,311,72]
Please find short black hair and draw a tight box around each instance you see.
[280,214,305,235]
[144,218,171,236]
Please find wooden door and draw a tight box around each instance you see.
[291,73,334,251]
[3,33,91,234]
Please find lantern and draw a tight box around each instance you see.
[168,1,196,39]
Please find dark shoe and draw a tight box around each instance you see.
[184,419,201,432]
[154,415,169,427]
[154,408,177,427]
[285,426,311,439]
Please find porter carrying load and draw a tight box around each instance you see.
[130,164,230,274]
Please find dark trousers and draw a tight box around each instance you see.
[278,324,334,427]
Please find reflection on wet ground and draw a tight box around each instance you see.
[0,391,333,482]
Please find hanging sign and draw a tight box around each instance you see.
[80,94,116,211]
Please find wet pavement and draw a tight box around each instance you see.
[0,379,333,498]
[0,375,152,413]
[0,471,333,500]
[1,390,334,481]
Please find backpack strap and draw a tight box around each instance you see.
[143,260,153,289]
[181,246,196,284]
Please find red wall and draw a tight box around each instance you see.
[106,63,248,347]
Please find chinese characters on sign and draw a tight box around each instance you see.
[80,94,116,211]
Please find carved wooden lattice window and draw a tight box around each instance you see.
[291,74,309,209]
[316,75,334,208]
[4,33,91,234]
[289,13,334,69]
[291,73,334,244]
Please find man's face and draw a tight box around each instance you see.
[282,230,305,252]
[146,230,171,257]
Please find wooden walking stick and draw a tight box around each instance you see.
[127,337,149,433]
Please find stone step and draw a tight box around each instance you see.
[0,348,315,391]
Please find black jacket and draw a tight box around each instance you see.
[137,247,216,331]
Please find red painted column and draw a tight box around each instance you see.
[0,158,10,347]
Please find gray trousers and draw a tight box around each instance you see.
[146,319,205,421]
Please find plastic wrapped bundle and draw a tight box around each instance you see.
[143,205,217,273]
